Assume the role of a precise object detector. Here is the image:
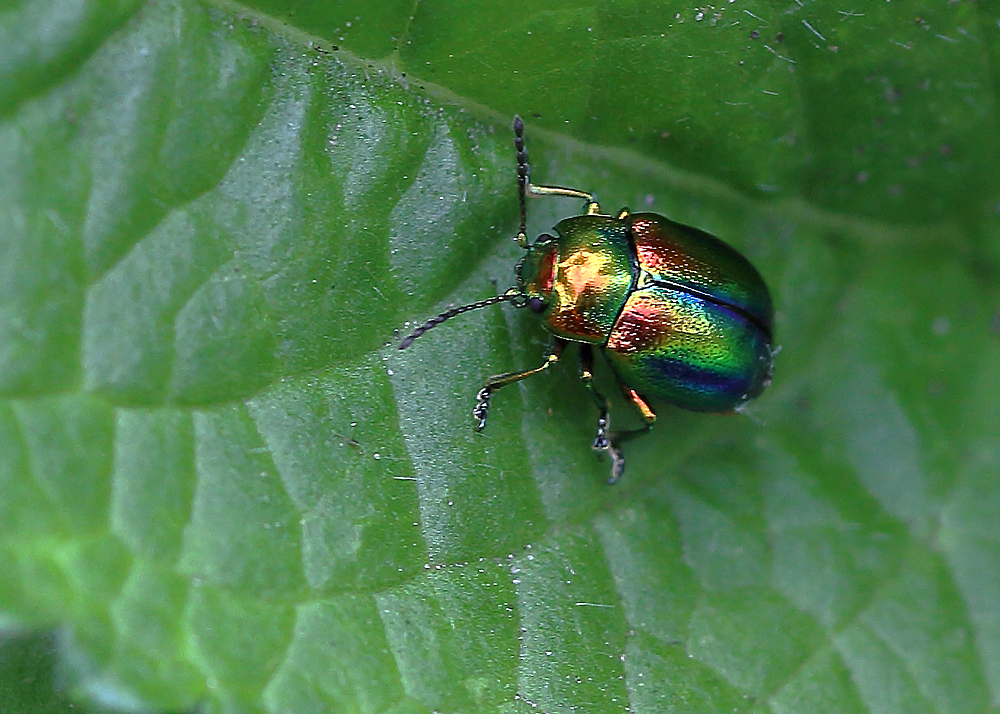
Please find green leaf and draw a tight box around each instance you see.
[2,0,999,713]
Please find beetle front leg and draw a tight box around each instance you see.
[474,338,566,431]
[513,116,602,247]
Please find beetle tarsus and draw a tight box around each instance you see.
[605,443,626,485]
[473,387,492,430]
[591,413,625,483]
[592,413,610,450]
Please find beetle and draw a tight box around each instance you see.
[399,116,775,483]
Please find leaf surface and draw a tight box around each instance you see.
[2,1,999,713]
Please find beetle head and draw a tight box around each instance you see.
[516,234,558,314]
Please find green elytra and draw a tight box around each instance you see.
[400,117,775,483]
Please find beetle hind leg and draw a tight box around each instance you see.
[623,388,657,428]
[474,338,566,430]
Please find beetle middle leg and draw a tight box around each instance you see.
[602,386,658,485]
[578,344,627,482]
[474,338,566,430]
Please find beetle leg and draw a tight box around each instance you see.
[578,345,629,483]
[578,344,611,449]
[598,387,657,485]
[474,338,566,431]
[513,116,602,243]
[623,388,657,427]
[614,387,657,442]
[528,183,601,214]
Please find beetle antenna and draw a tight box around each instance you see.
[399,289,526,350]
[513,116,529,248]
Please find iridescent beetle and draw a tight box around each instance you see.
[400,117,774,483]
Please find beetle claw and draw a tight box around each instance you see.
[473,388,491,430]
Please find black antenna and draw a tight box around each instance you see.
[399,290,525,350]
[513,116,529,247]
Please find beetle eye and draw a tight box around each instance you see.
[528,297,547,313]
